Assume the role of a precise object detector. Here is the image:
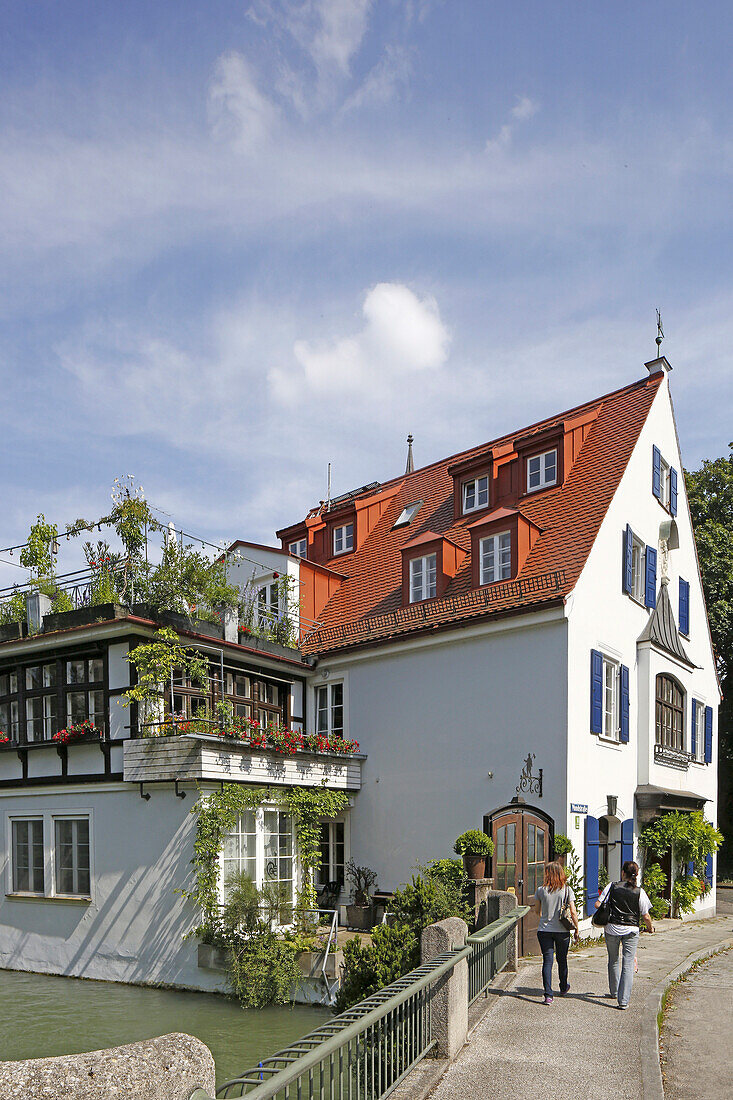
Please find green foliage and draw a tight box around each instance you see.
[0,590,26,625]
[639,811,722,871]
[335,923,419,1012]
[20,514,58,579]
[228,929,302,1008]
[425,858,466,892]
[552,833,574,858]
[125,627,209,722]
[597,864,610,891]
[51,588,74,613]
[672,875,701,917]
[221,870,262,938]
[453,829,494,857]
[642,863,670,920]
[392,867,472,933]
[563,845,586,912]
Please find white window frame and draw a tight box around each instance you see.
[9,816,45,895]
[462,475,489,514]
[630,532,645,604]
[692,700,706,763]
[315,681,344,737]
[289,539,307,558]
[526,449,558,493]
[601,655,620,742]
[53,815,91,897]
[5,809,94,901]
[409,553,437,603]
[479,531,511,585]
[257,581,281,632]
[659,456,671,509]
[316,818,348,890]
[333,524,354,556]
[218,806,296,915]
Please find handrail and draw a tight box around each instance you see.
[213,905,528,1099]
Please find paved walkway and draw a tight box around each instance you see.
[659,947,733,1100]
[427,914,733,1100]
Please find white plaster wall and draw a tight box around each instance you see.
[0,782,226,992]
[568,372,719,906]
[317,612,568,891]
[108,642,130,691]
[225,546,300,626]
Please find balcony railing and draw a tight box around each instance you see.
[654,743,691,769]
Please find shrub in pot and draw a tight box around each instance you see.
[552,833,574,867]
[453,829,494,879]
[345,860,378,930]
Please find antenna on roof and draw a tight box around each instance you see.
[405,434,414,475]
[655,309,664,356]
[326,463,332,512]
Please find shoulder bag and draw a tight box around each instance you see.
[559,887,574,931]
[591,883,613,927]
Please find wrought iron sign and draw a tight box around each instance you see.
[516,752,543,797]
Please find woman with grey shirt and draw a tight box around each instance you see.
[595,860,654,1009]
[533,861,580,1004]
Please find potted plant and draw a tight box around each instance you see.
[552,833,573,866]
[345,860,378,930]
[453,829,494,880]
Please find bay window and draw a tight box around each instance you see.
[655,674,684,751]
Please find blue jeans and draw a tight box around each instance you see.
[605,931,639,1006]
[537,930,571,996]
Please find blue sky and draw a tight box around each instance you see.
[1,1,731,584]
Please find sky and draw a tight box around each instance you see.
[1,0,732,586]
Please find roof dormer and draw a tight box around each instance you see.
[400,531,467,605]
[447,450,493,521]
[467,507,541,588]
[513,424,564,498]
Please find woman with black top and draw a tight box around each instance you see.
[595,860,654,1009]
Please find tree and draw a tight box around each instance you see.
[685,449,733,873]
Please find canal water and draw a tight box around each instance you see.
[0,969,331,1087]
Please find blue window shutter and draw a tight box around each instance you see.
[645,546,657,608]
[622,525,633,594]
[621,819,634,866]
[691,699,697,757]
[679,578,690,635]
[704,706,713,764]
[652,445,661,499]
[620,665,630,743]
[670,466,678,516]
[705,854,714,887]
[686,860,695,877]
[585,816,600,916]
[590,650,603,734]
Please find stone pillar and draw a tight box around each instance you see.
[421,916,468,1061]
[464,877,494,930]
[25,590,52,633]
[482,890,520,971]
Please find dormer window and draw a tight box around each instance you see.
[289,538,307,558]
[527,449,557,493]
[409,554,437,603]
[333,523,354,556]
[462,476,489,514]
[479,532,511,584]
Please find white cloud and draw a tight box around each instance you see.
[269,282,450,404]
[511,95,539,121]
[208,51,278,149]
[486,95,540,150]
[342,46,412,113]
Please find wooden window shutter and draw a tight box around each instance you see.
[670,466,678,516]
[645,546,657,608]
[679,577,690,636]
[622,525,633,594]
[620,665,630,743]
[590,650,603,734]
[652,445,662,500]
[691,698,698,757]
[584,816,600,916]
[621,819,634,866]
[704,706,713,764]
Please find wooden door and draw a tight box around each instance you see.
[489,807,551,956]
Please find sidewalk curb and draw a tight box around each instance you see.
[640,935,733,1100]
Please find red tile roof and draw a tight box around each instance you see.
[301,374,663,654]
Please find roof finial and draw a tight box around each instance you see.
[655,309,664,356]
[405,433,414,474]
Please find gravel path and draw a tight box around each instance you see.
[659,947,733,1100]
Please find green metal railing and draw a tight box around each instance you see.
[202,906,527,1100]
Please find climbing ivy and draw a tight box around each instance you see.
[188,782,349,938]
[639,811,722,916]
[124,627,209,725]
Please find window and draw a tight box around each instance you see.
[315,682,344,737]
[393,501,423,529]
[289,539,307,558]
[479,532,511,584]
[692,700,705,763]
[333,524,354,556]
[525,822,546,895]
[494,822,515,891]
[653,446,677,515]
[11,819,44,893]
[0,671,20,740]
[462,476,489,514]
[602,657,619,741]
[656,675,684,751]
[257,583,281,632]
[1,655,106,744]
[527,449,557,492]
[225,671,253,721]
[220,808,295,912]
[409,554,437,603]
[66,658,104,731]
[54,818,90,896]
[317,821,345,888]
[630,535,645,603]
[24,663,57,742]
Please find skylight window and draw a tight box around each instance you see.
[393,501,423,529]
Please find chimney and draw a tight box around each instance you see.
[645,356,672,376]
[25,590,52,633]
[217,605,239,644]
